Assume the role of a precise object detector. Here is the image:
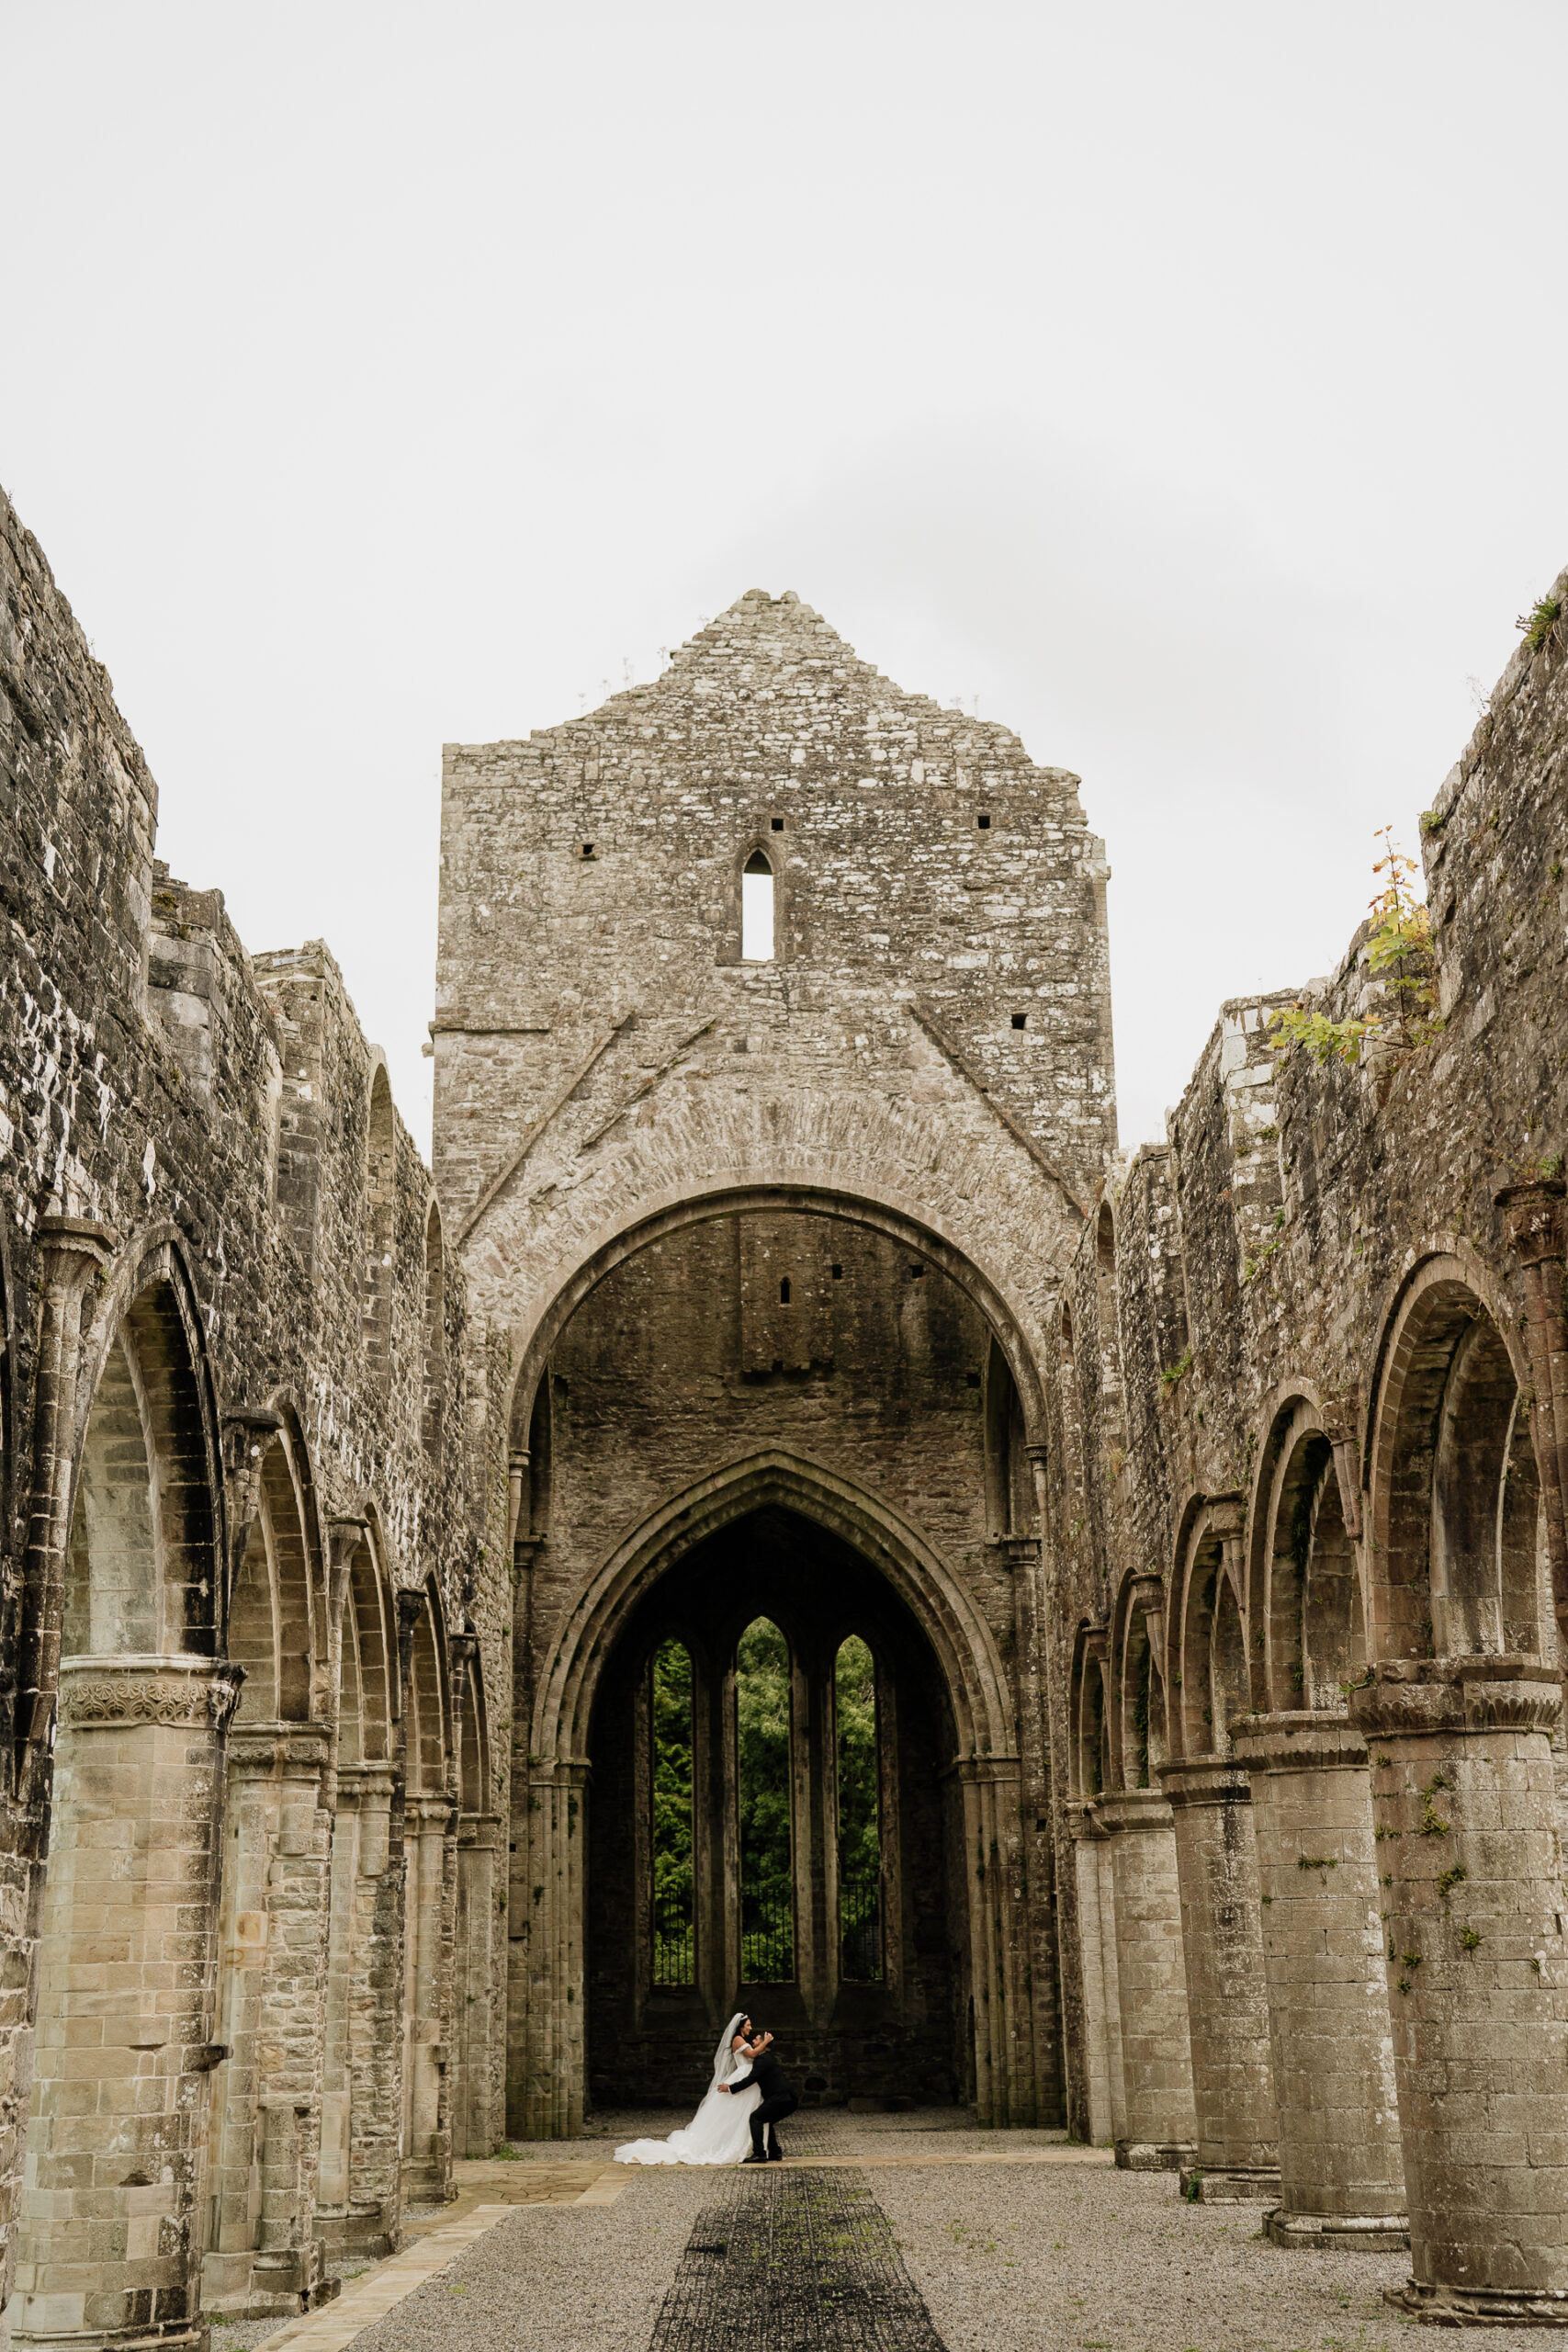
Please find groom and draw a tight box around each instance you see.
[719,2028,797,2163]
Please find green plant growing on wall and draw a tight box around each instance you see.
[1518,594,1563,655]
[1269,831,1443,1069]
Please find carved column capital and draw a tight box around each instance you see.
[56,1653,245,1733]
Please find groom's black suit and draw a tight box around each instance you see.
[729,2045,797,2159]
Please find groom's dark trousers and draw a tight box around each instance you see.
[731,2048,798,2158]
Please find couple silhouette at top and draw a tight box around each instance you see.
[613,2013,797,2168]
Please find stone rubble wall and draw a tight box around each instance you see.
[1056,576,1568,2310]
[0,481,512,2350]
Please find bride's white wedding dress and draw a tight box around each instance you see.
[614,2014,761,2165]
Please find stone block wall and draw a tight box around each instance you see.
[1055,577,1568,2310]
[0,481,510,2350]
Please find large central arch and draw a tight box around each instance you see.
[510,1450,1036,2138]
[496,1182,1051,1446]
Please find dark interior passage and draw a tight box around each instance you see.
[586,1506,964,2109]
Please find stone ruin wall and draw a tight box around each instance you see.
[0,481,512,2349]
[434,591,1120,2144]
[1050,571,1568,2317]
[6,447,1568,2342]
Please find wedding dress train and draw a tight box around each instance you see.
[614,2013,761,2165]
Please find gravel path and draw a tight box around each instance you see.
[208,2120,1568,2352]
[344,2170,715,2352]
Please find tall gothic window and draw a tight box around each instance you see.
[651,1638,695,1986]
[741,851,774,961]
[736,1617,794,1980]
[835,1635,882,1982]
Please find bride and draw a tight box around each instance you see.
[614,2014,761,2165]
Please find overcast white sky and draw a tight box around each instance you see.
[6,3,1566,1157]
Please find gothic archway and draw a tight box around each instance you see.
[513,1450,1032,2138]
[585,1502,964,2112]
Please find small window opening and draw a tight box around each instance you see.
[770,816,784,831]
[580,842,596,859]
[966,1371,981,1389]
[976,812,992,830]
[1011,1012,1027,1030]
[741,851,774,961]
[831,1264,843,1281]
[779,1278,791,1305]
[908,1263,925,1280]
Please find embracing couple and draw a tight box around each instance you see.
[614,2013,796,2167]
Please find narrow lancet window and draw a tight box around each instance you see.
[651,1638,695,1985]
[741,851,774,961]
[835,1635,882,1981]
[737,1617,794,1980]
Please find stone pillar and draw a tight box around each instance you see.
[316,1763,400,2256]
[1067,1807,1122,2147]
[1230,1712,1406,2249]
[1097,1789,1197,2169]
[454,1813,500,2158]
[201,1721,334,2317]
[954,1756,1031,2125]
[1351,1658,1568,2324]
[401,1793,453,2202]
[12,1655,241,2352]
[1160,1758,1280,2201]
[3,1222,110,2352]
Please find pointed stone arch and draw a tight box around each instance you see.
[17,1228,237,2347]
[501,1180,1051,1461]
[514,1448,1030,2138]
[536,1447,1014,1769]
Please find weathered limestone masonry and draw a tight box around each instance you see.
[10,454,1568,2343]
[1056,570,1568,2317]
[433,589,1117,2138]
[0,481,508,2352]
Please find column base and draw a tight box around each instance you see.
[312,2202,399,2259]
[1179,2165,1281,2204]
[1266,2210,1409,2252]
[1386,2281,1568,2327]
[1115,2139,1196,2172]
[199,2245,342,2319]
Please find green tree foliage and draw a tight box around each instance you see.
[651,1637,694,1926]
[737,1618,794,1972]
[835,1635,879,1884]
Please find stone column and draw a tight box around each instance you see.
[202,1721,334,2317]
[1160,1758,1280,2201]
[954,1756,1031,2125]
[1066,1806,1123,2147]
[1351,1658,1568,2324]
[1097,1789,1197,2169]
[316,1762,400,2256]
[401,1792,453,2202]
[12,1655,241,2352]
[454,1813,500,2158]
[1230,1712,1406,2249]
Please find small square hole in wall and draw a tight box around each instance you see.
[831,1263,843,1280]
[580,842,596,859]
[771,816,784,831]
[1011,1013,1027,1030]
[966,1371,981,1388]
[976,812,992,830]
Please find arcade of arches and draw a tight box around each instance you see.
[6,506,1568,2346]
